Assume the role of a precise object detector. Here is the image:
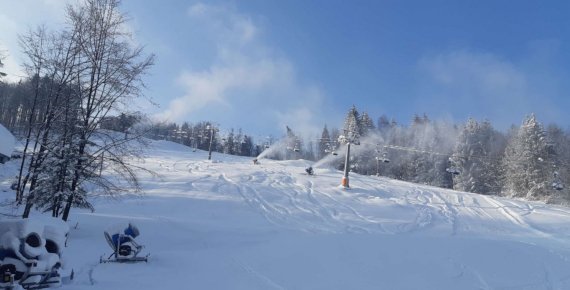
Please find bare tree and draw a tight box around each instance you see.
[59,0,154,221]
[16,0,154,220]
[20,25,84,217]
[16,27,48,203]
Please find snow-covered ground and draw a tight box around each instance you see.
[0,123,15,158]
[4,139,570,289]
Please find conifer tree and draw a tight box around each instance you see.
[451,119,504,194]
[318,125,331,159]
[503,114,552,199]
[360,112,375,137]
[0,56,6,79]
[343,105,361,141]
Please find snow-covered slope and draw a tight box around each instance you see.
[8,139,570,289]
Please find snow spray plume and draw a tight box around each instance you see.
[312,133,384,168]
[256,137,289,160]
[257,126,301,160]
[351,134,386,156]
[313,143,347,168]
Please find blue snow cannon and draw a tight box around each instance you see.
[101,223,148,263]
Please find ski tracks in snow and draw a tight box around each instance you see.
[211,166,376,234]
[232,258,286,290]
[73,261,99,286]
[165,157,560,241]
[392,185,555,238]
[481,195,552,238]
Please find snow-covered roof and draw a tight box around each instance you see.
[0,123,15,157]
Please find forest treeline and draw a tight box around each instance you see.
[98,106,570,204]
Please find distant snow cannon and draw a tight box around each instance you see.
[375,154,390,164]
[446,167,460,175]
[0,219,72,289]
[552,171,565,191]
[101,223,148,263]
[446,158,460,176]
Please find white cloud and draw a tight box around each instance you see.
[0,0,138,82]
[156,3,328,136]
[0,0,70,81]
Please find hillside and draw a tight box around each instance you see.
[3,139,570,289]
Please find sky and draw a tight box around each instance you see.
[1,0,570,138]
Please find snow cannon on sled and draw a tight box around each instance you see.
[100,223,148,263]
[0,219,73,290]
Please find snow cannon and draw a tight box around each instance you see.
[41,219,73,286]
[0,219,72,289]
[101,222,148,263]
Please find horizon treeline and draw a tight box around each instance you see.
[94,106,570,205]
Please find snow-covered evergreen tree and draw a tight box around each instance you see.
[0,55,6,79]
[224,129,235,155]
[240,135,254,157]
[318,125,331,159]
[233,129,244,155]
[503,114,552,200]
[343,105,361,141]
[545,124,570,202]
[451,119,504,194]
[377,115,390,135]
[360,112,375,137]
[405,116,437,185]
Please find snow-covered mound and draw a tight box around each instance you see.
[0,123,15,158]
[6,138,570,289]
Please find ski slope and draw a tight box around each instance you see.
[5,139,570,289]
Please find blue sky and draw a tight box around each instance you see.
[1,0,570,137]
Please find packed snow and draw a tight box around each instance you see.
[3,138,570,289]
[0,124,15,158]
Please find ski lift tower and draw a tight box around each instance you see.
[375,144,390,176]
[339,129,360,188]
[551,165,565,191]
[206,124,218,160]
[446,157,461,188]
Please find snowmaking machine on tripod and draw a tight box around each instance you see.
[100,223,148,263]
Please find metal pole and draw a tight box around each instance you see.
[99,152,104,176]
[208,127,214,160]
[376,157,380,177]
[341,142,351,188]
